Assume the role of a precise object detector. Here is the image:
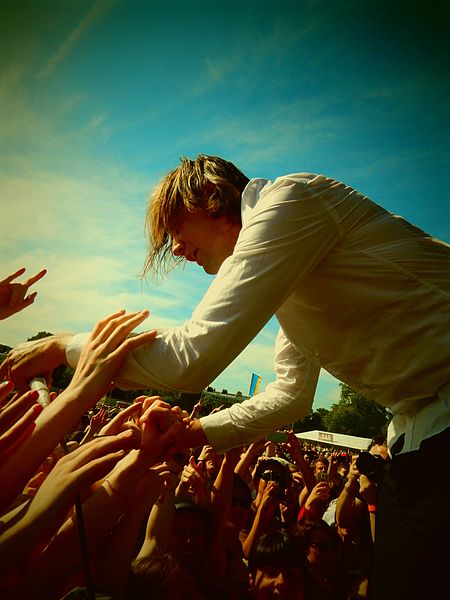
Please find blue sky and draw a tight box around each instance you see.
[1,0,449,409]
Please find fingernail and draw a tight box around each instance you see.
[0,380,13,389]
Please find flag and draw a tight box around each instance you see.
[248,373,262,397]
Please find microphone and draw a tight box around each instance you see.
[30,377,51,408]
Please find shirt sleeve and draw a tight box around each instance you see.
[66,175,340,392]
[200,327,320,453]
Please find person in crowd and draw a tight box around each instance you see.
[2,155,450,600]
[294,517,346,599]
[334,438,389,595]
[247,529,309,600]
[125,551,205,600]
[234,439,267,492]
[241,457,293,558]
[221,474,253,598]
[136,472,225,599]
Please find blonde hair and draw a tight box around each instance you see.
[142,154,249,277]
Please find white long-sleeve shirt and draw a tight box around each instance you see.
[67,174,450,454]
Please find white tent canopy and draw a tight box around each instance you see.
[295,430,371,451]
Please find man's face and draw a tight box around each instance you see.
[171,208,240,274]
[314,461,327,476]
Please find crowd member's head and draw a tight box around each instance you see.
[126,552,204,600]
[167,500,210,578]
[336,454,350,481]
[248,529,308,599]
[313,457,329,480]
[294,517,344,595]
[227,474,253,530]
[144,154,249,276]
[253,457,291,503]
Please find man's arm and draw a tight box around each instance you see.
[199,329,320,453]
[0,334,71,391]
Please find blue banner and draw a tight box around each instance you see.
[249,373,262,397]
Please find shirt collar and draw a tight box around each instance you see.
[241,178,271,224]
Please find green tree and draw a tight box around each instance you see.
[323,383,391,438]
[292,408,330,433]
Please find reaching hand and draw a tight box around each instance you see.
[99,402,143,436]
[138,399,183,465]
[304,481,330,513]
[0,267,47,320]
[89,406,109,432]
[69,310,157,402]
[23,430,140,542]
[258,481,280,521]
[177,454,209,505]
[0,385,43,460]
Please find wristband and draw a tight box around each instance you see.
[367,504,377,514]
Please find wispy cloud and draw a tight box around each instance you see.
[35,0,117,80]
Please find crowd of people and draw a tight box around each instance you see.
[0,266,388,599]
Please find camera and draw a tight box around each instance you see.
[260,469,286,485]
[356,452,387,484]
